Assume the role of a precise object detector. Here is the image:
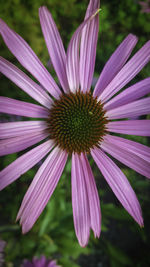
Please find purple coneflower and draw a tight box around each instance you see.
[139,0,150,13]
[22,255,59,267]
[0,0,150,247]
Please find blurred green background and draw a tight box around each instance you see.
[0,0,150,266]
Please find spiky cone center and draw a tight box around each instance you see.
[47,91,108,154]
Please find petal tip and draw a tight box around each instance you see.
[128,33,138,41]
[15,216,19,222]
[94,229,101,238]
[139,219,144,228]
[22,228,27,235]
[22,222,30,234]
[79,239,89,248]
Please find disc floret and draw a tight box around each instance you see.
[47,91,108,154]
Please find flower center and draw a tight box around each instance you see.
[47,91,108,154]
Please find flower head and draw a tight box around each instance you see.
[0,0,150,247]
[139,0,150,13]
[22,255,59,267]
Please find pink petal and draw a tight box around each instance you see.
[101,137,150,179]
[0,57,52,109]
[0,120,47,139]
[104,78,150,110]
[104,134,150,163]
[94,34,138,97]
[107,120,150,136]
[17,147,67,233]
[32,256,47,265]
[0,131,49,156]
[106,97,150,119]
[139,1,148,8]
[66,9,100,93]
[91,147,143,226]
[39,6,69,93]
[99,41,150,103]
[0,140,54,190]
[48,260,58,267]
[0,97,49,118]
[0,19,60,98]
[80,0,100,92]
[80,153,101,238]
[71,153,90,247]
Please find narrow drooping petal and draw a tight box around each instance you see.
[80,153,101,238]
[104,78,150,110]
[99,41,150,103]
[71,153,90,247]
[80,0,100,92]
[91,148,143,226]
[0,140,54,190]
[0,132,49,156]
[106,97,150,119]
[107,120,150,136]
[39,6,69,93]
[17,147,67,233]
[66,9,100,93]
[0,19,60,98]
[94,34,138,97]
[0,121,48,139]
[0,57,52,109]
[0,97,49,118]
[104,135,150,163]
[101,138,150,179]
